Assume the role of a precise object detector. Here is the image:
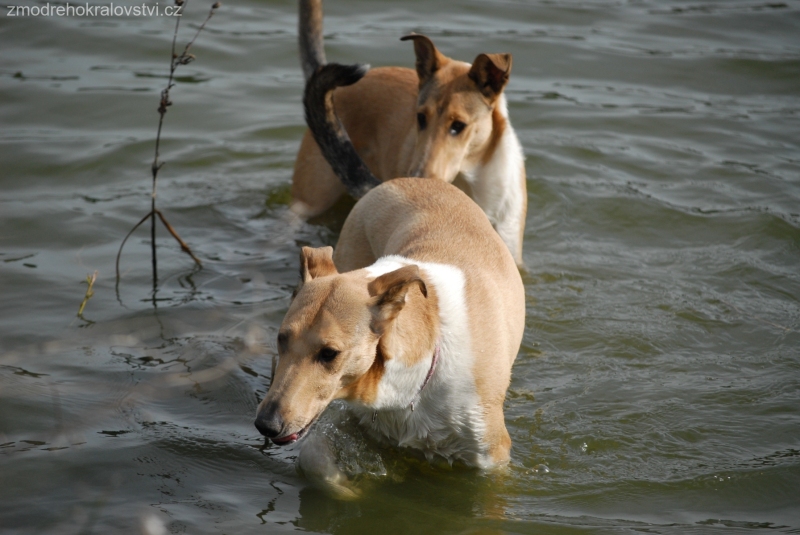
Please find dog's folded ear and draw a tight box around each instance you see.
[299,246,338,284]
[401,34,448,87]
[469,53,512,101]
[368,264,428,333]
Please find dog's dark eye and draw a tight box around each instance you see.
[449,120,466,136]
[277,332,288,353]
[317,346,340,363]
[417,112,427,131]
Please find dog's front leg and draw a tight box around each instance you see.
[298,427,361,500]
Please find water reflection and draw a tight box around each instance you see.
[293,466,509,535]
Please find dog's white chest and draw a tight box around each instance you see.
[356,257,490,467]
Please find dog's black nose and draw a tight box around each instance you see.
[254,403,283,438]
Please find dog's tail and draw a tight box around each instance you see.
[303,63,382,198]
[299,0,326,81]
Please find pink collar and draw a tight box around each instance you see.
[410,341,440,412]
[371,341,440,423]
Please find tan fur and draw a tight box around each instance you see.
[481,107,506,166]
[289,41,523,243]
[340,344,384,404]
[290,68,418,217]
[336,180,524,466]
[260,248,441,423]
[518,160,528,257]
[258,179,525,465]
[406,57,501,180]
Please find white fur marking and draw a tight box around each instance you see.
[462,93,526,263]
[357,255,491,467]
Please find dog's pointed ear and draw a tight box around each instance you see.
[401,34,448,86]
[468,53,512,101]
[368,265,427,334]
[299,246,338,285]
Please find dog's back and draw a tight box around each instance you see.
[336,176,524,358]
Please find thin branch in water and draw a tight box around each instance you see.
[179,2,220,63]
[115,0,221,292]
[115,210,202,282]
[155,209,203,267]
[116,210,153,282]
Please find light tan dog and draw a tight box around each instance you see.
[291,0,527,266]
[255,64,525,495]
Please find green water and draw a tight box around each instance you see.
[1,0,799,533]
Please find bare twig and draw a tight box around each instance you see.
[116,210,152,282]
[116,0,221,291]
[155,209,203,267]
[115,209,202,284]
[179,2,220,62]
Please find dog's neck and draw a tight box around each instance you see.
[352,257,490,466]
[357,257,441,410]
[458,94,526,263]
[409,340,440,411]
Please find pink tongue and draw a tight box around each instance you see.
[271,433,298,445]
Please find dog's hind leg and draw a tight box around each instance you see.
[290,130,347,218]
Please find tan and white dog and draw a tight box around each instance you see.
[291,0,527,266]
[255,64,525,496]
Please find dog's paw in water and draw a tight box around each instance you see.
[298,427,361,500]
[296,406,390,500]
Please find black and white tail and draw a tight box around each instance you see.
[303,64,382,198]
[299,0,326,81]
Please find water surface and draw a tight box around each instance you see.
[1,0,799,533]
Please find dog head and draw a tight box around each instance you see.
[254,246,429,445]
[401,34,512,183]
